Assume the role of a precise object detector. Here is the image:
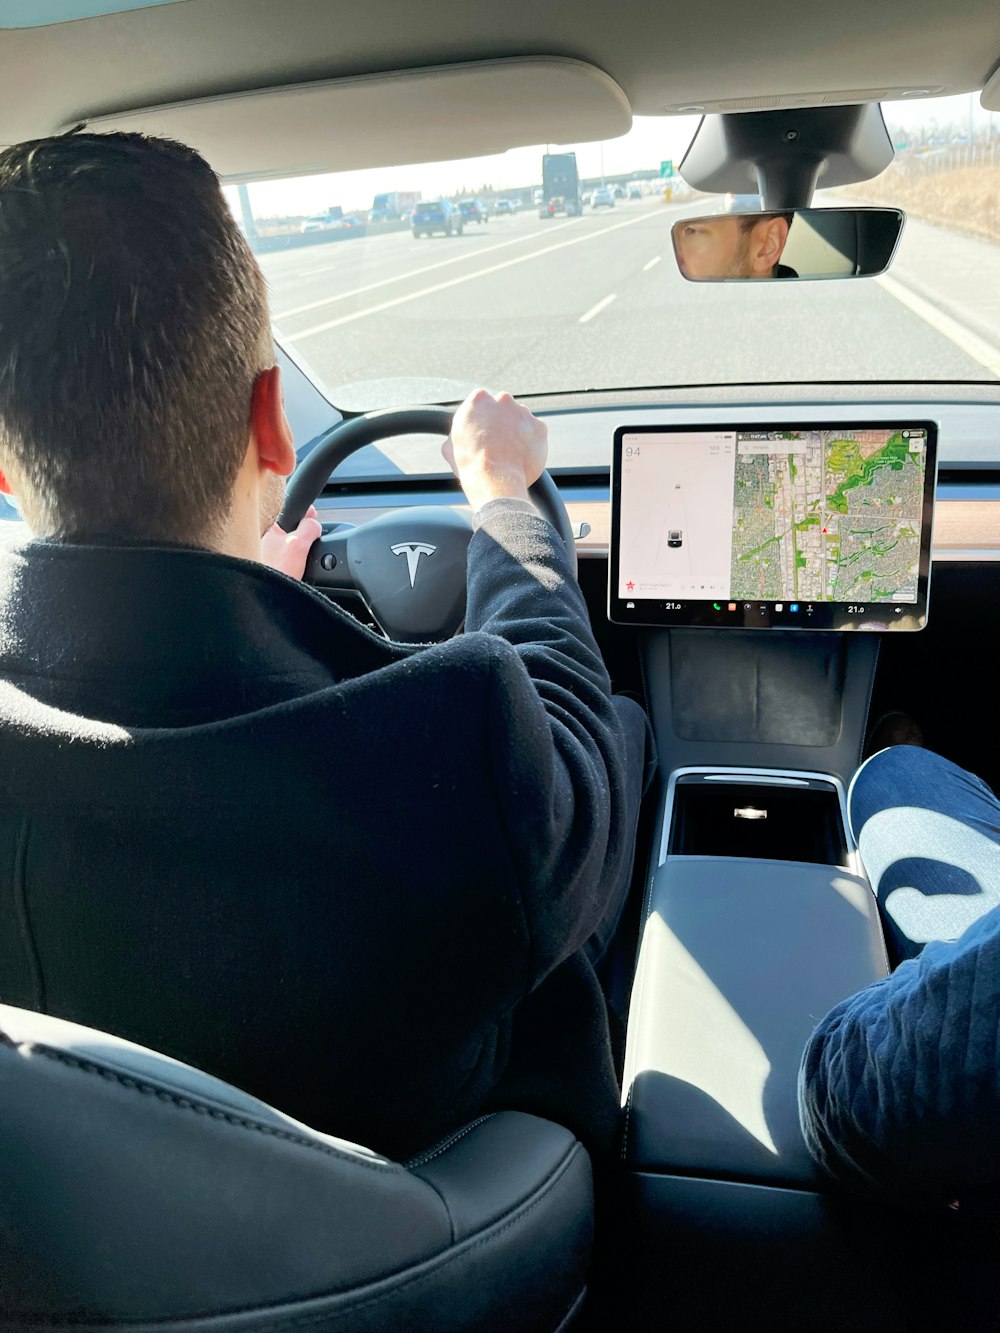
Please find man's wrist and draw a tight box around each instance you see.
[457,468,530,511]
[473,496,537,529]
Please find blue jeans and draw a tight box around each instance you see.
[849,746,1000,963]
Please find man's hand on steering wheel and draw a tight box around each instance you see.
[441,389,548,511]
[261,504,322,581]
[274,389,575,641]
[264,390,550,583]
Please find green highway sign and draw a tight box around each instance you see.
[660,159,675,178]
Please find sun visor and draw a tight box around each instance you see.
[64,57,632,181]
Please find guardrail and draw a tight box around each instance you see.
[249,217,411,255]
[895,142,1000,174]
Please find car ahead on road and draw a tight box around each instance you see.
[410,198,463,237]
[5,6,1000,1333]
[591,184,615,208]
[494,197,516,214]
[458,198,488,224]
[299,213,338,232]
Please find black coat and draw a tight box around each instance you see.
[0,506,644,1157]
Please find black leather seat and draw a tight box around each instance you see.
[0,1005,593,1332]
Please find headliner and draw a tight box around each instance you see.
[0,0,997,170]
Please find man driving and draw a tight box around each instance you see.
[0,132,652,1159]
[673,211,798,279]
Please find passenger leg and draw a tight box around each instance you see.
[849,745,1000,963]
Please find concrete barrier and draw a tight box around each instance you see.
[249,218,411,254]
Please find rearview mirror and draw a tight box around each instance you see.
[671,206,904,282]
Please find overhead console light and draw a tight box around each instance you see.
[62,56,632,182]
[0,0,187,25]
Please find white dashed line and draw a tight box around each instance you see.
[273,219,583,321]
[643,256,662,271]
[578,293,618,324]
[287,211,653,342]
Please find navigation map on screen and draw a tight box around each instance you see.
[610,422,936,631]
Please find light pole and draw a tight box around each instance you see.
[237,183,257,241]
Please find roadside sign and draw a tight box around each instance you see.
[660,159,675,178]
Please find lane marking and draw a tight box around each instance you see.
[579,293,617,323]
[273,219,583,321]
[875,274,1000,379]
[287,210,658,342]
[643,256,662,271]
[273,259,345,281]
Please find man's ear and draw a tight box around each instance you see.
[0,471,11,496]
[750,217,789,276]
[249,365,296,478]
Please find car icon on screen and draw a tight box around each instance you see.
[667,529,684,548]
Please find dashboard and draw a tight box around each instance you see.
[304,386,1000,804]
[307,395,1000,572]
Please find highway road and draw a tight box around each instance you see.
[258,195,1000,468]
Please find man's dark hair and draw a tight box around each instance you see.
[0,132,270,542]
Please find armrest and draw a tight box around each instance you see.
[621,856,890,1186]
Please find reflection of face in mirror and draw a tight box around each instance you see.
[673,213,797,280]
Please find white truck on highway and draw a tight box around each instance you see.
[370,190,421,221]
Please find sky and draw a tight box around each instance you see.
[224,93,998,221]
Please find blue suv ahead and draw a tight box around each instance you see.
[411,200,464,238]
[458,199,488,225]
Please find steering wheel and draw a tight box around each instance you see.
[277,408,577,643]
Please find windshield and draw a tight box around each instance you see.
[226,96,1000,468]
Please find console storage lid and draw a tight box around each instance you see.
[622,855,890,1186]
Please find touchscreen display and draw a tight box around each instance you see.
[609,422,937,631]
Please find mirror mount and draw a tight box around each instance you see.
[678,104,894,210]
[754,160,822,213]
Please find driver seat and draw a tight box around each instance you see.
[0,1004,593,1332]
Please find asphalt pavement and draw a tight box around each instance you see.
[260,195,1000,430]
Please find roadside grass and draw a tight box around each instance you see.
[833,164,1000,246]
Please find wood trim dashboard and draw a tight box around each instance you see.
[315,496,1000,561]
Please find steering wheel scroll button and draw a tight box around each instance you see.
[320,552,337,571]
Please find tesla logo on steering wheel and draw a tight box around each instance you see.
[390,542,437,588]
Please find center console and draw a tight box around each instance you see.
[615,641,899,1321]
[618,752,895,1329]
